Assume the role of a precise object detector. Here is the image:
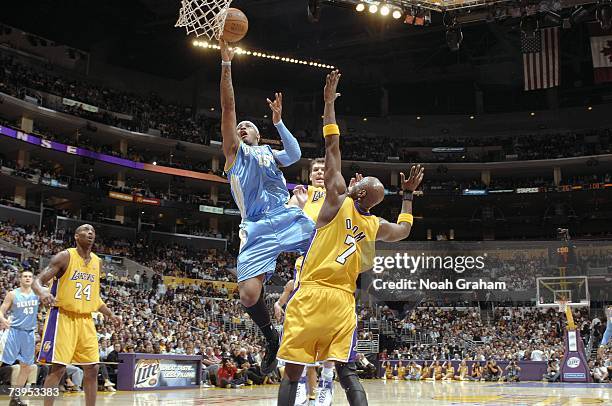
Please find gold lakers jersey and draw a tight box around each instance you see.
[299,197,379,293]
[53,248,103,313]
[294,186,326,274]
[303,186,326,223]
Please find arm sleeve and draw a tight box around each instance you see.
[272,120,301,167]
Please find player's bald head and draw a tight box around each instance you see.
[348,176,385,211]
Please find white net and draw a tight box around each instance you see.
[557,300,568,314]
[175,0,233,40]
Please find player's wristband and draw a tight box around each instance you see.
[403,191,414,201]
[222,61,232,66]
[323,124,340,137]
[397,213,414,226]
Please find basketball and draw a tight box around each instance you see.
[222,8,248,43]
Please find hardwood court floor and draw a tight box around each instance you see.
[8,380,612,405]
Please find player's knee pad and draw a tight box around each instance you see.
[335,362,368,406]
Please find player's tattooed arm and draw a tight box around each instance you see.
[0,291,15,329]
[32,250,69,306]
[376,165,424,242]
[219,39,240,165]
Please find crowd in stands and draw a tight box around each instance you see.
[376,305,611,382]
[0,262,279,390]
[3,147,612,221]
[0,54,208,144]
[3,51,612,166]
[1,255,610,391]
[0,217,309,292]
[0,220,237,282]
[341,129,612,163]
[0,155,231,211]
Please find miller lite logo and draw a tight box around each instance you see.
[566,357,580,369]
[134,359,160,388]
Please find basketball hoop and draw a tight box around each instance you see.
[175,0,233,39]
[557,299,568,314]
[557,299,577,331]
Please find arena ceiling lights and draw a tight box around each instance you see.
[325,0,602,14]
[192,40,336,70]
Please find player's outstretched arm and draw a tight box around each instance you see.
[0,291,15,329]
[377,165,424,242]
[219,39,240,167]
[32,250,70,306]
[268,93,302,167]
[322,70,344,198]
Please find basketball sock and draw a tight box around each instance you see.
[336,362,368,406]
[245,287,277,344]
[278,378,299,406]
[321,365,334,382]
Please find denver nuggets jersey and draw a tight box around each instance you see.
[10,288,39,331]
[299,197,380,293]
[53,248,103,313]
[226,142,290,219]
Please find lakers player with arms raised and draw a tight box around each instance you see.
[277,158,336,406]
[277,70,424,406]
[32,224,121,406]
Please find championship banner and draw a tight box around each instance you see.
[589,22,612,83]
[134,359,198,388]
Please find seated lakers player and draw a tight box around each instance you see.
[33,224,121,406]
[277,70,424,406]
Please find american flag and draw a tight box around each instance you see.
[522,27,559,91]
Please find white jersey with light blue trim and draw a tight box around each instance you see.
[9,288,39,331]
[227,142,290,219]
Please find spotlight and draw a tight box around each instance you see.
[597,4,612,31]
[356,3,365,12]
[380,5,390,16]
[392,9,402,19]
[369,4,378,13]
[446,27,463,51]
